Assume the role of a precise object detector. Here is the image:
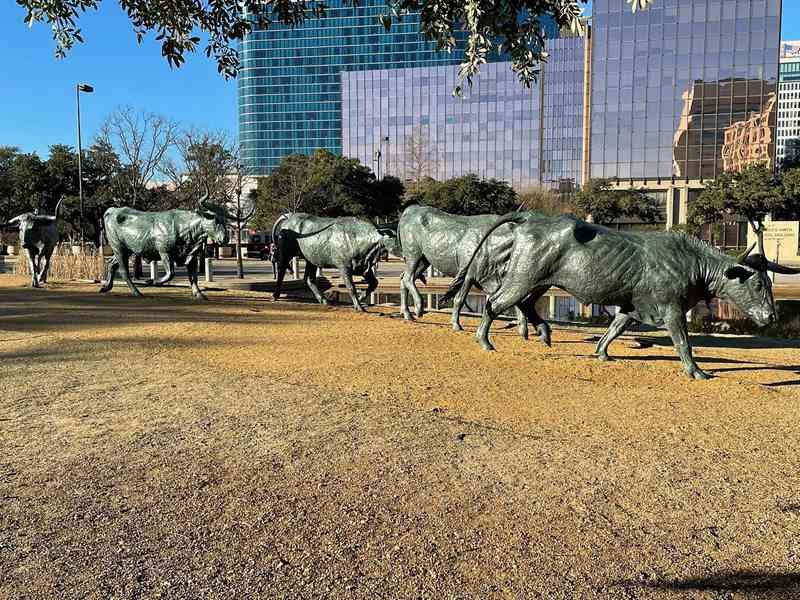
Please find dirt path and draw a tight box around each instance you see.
[2,277,800,598]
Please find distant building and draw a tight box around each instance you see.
[777,41,800,166]
[589,0,780,233]
[340,31,586,189]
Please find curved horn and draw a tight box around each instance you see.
[7,215,22,226]
[742,253,768,272]
[52,195,65,220]
[765,260,800,275]
[197,191,214,213]
[36,196,65,222]
[737,242,757,264]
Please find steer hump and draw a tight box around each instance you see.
[572,219,599,244]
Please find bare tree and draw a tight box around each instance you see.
[228,144,256,279]
[402,126,439,184]
[98,106,178,206]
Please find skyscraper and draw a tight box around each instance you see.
[589,0,780,226]
[777,41,800,165]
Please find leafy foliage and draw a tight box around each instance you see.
[15,0,652,86]
[572,178,662,225]
[252,150,403,229]
[405,173,518,215]
[687,166,785,234]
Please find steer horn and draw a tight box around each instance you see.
[35,195,65,223]
[737,242,756,264]
[197,192,214,214]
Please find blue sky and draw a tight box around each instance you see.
[1,1,799,159]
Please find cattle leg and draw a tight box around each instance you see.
[153,253,175,286]
[39,249,52,284]
[477,287,529,351]
[595,312,633,361]
[359,268,379,306]
[340,267,365,312]
[118,251,143,297]
[272,235,296,300]
[400,257,425,320]
[518,291,551,346]
[304,262,328,305]
[664,307,710,380]
[26,250,40,288]
[186,256,207,300]
[449,275,476,332]
[99,256,119,293]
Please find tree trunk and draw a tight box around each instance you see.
[235,221,244,279]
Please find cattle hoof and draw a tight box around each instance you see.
[537,325,552,347]
[320,297,329,305]
[98,286,110,294]
[596,353,613,361]
[452,323,464,332]
[478,340,495,352]
[403,313,415,322]
[131,291,143,298]
[691,369,712,380]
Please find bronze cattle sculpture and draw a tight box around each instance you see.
[8,197,64,288]
[445,213,799,379]
[397,204,550,345]
[99,195,235,299]
[272,213,397,311]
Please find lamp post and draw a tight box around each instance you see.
[76,83,94,246]
[372,136,390,181]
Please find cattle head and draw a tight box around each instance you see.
[8,197,63,247]
[196,197,231,245]
[377,227,401,258]
[718,240,799,327]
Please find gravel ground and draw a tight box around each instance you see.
[2,276,800,599]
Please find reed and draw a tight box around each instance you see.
[14,245,106,282]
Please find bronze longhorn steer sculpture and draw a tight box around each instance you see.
[397,204,551,345]
[444,213,800,379]
[99,194,245,299]
[8,197,64,288]
[272,213,397,311]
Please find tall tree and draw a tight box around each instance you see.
[98,106,179,206]
[406,173,518,215]
[252,150,400,229]
[402,126,439,183]
[163,129,234,204]
[16,0,652,88]
[688,166,785,238]
[572,178,662,225]
[251,153,315,231]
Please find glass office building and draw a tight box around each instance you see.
[341,35,585,190]
[239,1,469,173]
[590,0,780,184]
[777,42,800,165]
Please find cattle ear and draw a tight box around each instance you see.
[724,265,755,282]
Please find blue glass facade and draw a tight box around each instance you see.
[341,35,585,190]
[240,2,543,174]
[590,0,781,182]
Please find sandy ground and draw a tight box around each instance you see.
[2,276,800,599]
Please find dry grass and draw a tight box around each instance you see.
[2,276,800,598]
[13,244,105,281]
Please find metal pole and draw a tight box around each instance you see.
[76,85,84,246]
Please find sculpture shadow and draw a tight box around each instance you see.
[0,287,326,335]
[622,570,800,594]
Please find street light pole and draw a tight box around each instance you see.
[76,83,94,246]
